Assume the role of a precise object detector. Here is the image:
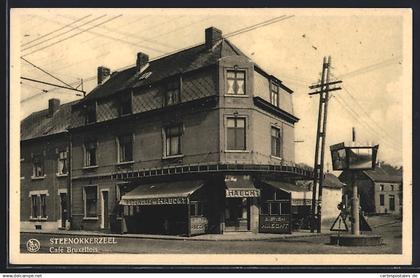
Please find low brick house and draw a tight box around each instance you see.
[339,165,402,215]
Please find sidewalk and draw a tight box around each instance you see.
[21,228,333,241]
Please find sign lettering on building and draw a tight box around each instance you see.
[225,189,260,198]
[190,216,208,235]
[121,197,187,206]
[259,215,291,234]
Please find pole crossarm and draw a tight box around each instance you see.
[21,76,86,95]
[309,87,342,95]
[309,80,342,89]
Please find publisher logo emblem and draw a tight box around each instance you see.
[26,239,40,253]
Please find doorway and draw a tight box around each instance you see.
[225,198,250,232]
[101,191,109,229]
[389,195,395,211]
[59,193,67,229]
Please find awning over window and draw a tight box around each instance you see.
[262,180,313,205]
[120,180,204,206]
[225,175,260,198]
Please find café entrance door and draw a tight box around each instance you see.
[225,198,250,232]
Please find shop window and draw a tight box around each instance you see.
[84,140,97,167]
[270,82,279,107]
[164,80,180,106]
[57,151,68,175]
[190,201,204,216]
[118,134,133,162]
[271,127,282,158]
[270,202,280,215]
[226,117,246,150]
[32,154,44,177]
[226,70,246,95]
[119,93,132,116]
[84,186,97,217]
[85,103,96,124]
[164,125,183,156]
[261,203,269,215]
[280,202,290,215]
[31,195,38,218]
[379,194,385,206]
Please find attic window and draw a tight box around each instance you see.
[119,93,132,116]
[85,103,96,124]
[164,80,180,106]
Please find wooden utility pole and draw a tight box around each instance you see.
[309,56,342,233]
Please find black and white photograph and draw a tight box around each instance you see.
[9,8,412,265]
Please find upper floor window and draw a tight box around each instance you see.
[226,70,246,95]
[164,125,183,157]
[390,185,394,191]
[31,195,39,218]
[226,117,246,150]
[57,151,68,175]
[271,127,282,158]
[118,134,133,162]
[84,186,97,218]
[32,154,44,177]
[84,140,97,167]
[380,184,384,191]
[119,93,132,116]
[164,80,180,106]
[85,103,96,124]
[270,82,279,107]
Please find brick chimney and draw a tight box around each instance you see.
[48,98,60,117]
[97,66,111,85]
[136,52,149,72]
[205,27,223,49]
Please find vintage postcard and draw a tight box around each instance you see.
[9,8,412,265]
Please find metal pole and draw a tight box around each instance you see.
[351,172,360,236]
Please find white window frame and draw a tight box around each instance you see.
[116,134,135,164]
[162,124,184,159]
[56,150,69,176]
[28,190,49,220]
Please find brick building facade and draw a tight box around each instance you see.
[21,27,315,236]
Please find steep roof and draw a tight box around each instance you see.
[83,39,249,102]
[296,172,345,189]
[21,100,78,141]
[363,166,402,183]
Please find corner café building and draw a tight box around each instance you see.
[113,164,314,236]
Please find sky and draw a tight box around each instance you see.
[13,8,409,169]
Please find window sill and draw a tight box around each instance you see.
[82,165,98,170]
[29,217,48,221]
[83,217,99,221]
[116,160,135,166]
[162,154,184,160]
[270,155,283,161]
[224,94,248,98]
[31,175,46,180]
[56,173,68,178]
[224,150,250,153]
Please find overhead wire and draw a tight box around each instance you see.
[21,14,93,48]
[21,14,107,52]
[21,15,123,57]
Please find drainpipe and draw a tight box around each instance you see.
[66,130,73,230]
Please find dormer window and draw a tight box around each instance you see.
[119,93,132,116]
[85,102,96,124]
[164,80,180,106]
[270,81,279,107]
[226,70,246,95]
